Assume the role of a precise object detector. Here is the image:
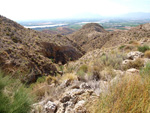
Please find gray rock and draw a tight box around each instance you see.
[122,59,132,65]
[73,100,86,113]
[126,68,139,74]
[56,104,65,113]
[65,89,85,97]
[44,101,57,113]
[127,51,144,60]
[80,83,91,89]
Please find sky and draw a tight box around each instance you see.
[0,0,150,21]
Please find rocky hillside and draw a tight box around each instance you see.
[102,23,150,49]
[32,43,150,113]
[68,23,150,52]
[0,15,83,83]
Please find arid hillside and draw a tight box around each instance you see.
[68,23,150,52]
[0,15,83,83]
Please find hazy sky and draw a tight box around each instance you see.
[0,0,150,21]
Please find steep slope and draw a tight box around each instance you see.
[0,15,83,83]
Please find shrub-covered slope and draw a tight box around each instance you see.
[0,15,83,83]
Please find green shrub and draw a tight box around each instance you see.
[76,70,85,77]
[79,65,88,73]
[119,45,125,49]
[138,45,150,52]
[100,52,126,70]
[0,71,33,113]
[59,65,64,72]
[36,76,46,83]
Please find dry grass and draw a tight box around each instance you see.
[123,58,144,70]
[144,50,150,58]
[31,83,48,100]
[60,73,77,81]
[121,44,136,51]
[100,67,116,81]
[93,75,150,113]
[46,76,58,85]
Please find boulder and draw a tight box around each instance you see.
[80,83,91,89]
[44,101,57,113]
[65,89,85,97]
[126,68,139,74]
[127,51,144,60]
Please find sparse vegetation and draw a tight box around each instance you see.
[79,64,88,73]
[100,52,126,70]
[60,73,77,81]
[46,76,57,85]
[36,76,46,83]
[123,58,144,70]
[119,45,125,49]
[129,40,140,46]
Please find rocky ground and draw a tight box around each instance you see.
[31,49,150,113]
